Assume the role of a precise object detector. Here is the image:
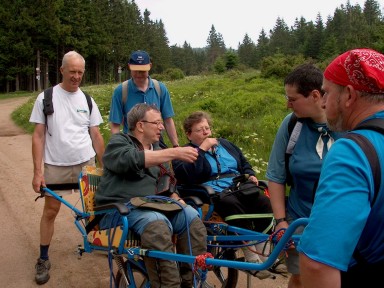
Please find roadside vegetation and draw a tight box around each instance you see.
[10,70,289,178]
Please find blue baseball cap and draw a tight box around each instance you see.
[128,50,151,71]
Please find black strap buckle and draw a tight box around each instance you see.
[35,186,46,201]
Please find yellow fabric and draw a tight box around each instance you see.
[79,166,141,248]
[87,227,141,248]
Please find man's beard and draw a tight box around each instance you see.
[327,109,344,132]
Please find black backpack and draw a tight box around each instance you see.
[340,118,384,285]
[43,87,93,135]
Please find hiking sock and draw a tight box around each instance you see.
[241,244,261,262]
[255,242,269,262]
[39,244,50,260]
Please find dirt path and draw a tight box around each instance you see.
[0,97,288,288]
[0,97,111,288]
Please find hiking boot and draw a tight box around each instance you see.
[268,259,288,277]
[35,258,51,285]
[240,258,275,280]
[253,269,275,280]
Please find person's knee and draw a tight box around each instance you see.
[184,205,200,220]
[42,198,61,220]
[142,220,172,237]
[141,220,173,251]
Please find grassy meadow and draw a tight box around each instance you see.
[10,70,290,178]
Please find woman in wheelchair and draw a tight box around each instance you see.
[173,111,287,279]
[95,104,207,288]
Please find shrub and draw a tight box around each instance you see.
[260,53,306,78]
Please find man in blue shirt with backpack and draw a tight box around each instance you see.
[108,50,179,148]
[298,48,384,287]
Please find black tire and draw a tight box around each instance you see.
[115,259,149,288]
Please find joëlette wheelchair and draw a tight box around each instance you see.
[39,166,308,288]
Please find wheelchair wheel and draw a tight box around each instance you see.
[198,247,238,288]
[115,260,149,288]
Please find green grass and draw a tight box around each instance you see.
[8,70,290,178]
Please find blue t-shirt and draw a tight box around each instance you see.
[266,113,342,219]
[108,77,175,133]
[298,112,384,270]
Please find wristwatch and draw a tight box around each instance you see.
[274,217,287,225]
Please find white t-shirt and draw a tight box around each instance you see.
[29,85,103,166]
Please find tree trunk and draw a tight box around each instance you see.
[36,50,41,92]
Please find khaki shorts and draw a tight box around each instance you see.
[44,158,95,196]
[284,213,305,275]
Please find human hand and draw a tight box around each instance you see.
[175,146,198,163]
[200,138,219,151]
[170,193,186,204]
[32,173,45,193]
[248,175,259,185]
[274,222,295,250]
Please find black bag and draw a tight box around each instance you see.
[219,175,263,200]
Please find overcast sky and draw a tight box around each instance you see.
[135,0,371,49]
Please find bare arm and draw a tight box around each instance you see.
[143,146,198,168]
[110,122,121,134]
[32,124,46,193]
[300,253,340,288]
[268,181,289,231]
[163,117,179,147]
[89,126,105,168]
[268,181,287,219]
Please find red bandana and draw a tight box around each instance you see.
[324,48,384,93]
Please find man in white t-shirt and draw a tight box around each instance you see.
[29,51,105,285]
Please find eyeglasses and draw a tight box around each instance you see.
[284,95,303,103]
[192,126,211,133]
[284,95,294,103]
[141,120,164,128]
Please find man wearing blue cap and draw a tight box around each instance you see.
[109,50,179,148]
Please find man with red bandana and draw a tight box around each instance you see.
[297,48,384,287]
[29,51,105,284]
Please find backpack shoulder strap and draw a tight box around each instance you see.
[43,87,54,136]
[122,80,129,106]
[152,79,161,97]
[82,91,93,115]
[345,118,384,206]
[285,114,302,186]
[43,87,54,119]
[286,114,302,154]
[353,118,384,135]
[344,133,380,206]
